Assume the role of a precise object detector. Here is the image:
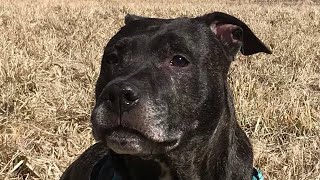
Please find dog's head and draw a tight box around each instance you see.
[91,12,271,155]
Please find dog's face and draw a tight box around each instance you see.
[91,12,271,155]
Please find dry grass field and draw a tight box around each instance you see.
[0,0,319,179]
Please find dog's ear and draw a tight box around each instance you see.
[196,12,272,56]
[125,14,146,24]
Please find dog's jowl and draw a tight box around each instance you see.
[61,12,271,180]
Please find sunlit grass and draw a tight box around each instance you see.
[0,0,319,179]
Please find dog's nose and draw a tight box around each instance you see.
[106,83,140,113]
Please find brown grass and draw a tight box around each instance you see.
[0,0,319,179]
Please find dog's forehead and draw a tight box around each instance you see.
[107,17,202,50]
[128,17,197,36]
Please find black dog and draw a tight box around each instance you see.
[60,12,271,180]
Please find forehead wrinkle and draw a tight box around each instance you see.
[149,32,194,58]
[148,20,200,59]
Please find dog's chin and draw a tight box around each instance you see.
[102,128,179,155]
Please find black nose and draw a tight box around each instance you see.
[105,83,140,113]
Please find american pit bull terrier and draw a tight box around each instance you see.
[60,11,271,180]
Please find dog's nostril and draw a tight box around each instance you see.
[104,83,140,112]
[123,90,139,102]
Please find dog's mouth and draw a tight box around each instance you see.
[102,127,179,155]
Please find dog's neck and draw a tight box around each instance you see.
[167,112,234,180]
[167,84,251,180]
[164,86,253,180]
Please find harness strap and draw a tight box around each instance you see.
[252,168,264,180]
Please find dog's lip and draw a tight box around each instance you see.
[102,127,179,154]
[105,127,178,145]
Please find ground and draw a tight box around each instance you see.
[0,0,319,179]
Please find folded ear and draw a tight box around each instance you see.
[196,12,272,56]
[125,14,146,24]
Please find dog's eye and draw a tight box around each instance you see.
[170,55,190,67]
[105,53,119,64]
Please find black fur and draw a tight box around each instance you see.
[60,12,271,180]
